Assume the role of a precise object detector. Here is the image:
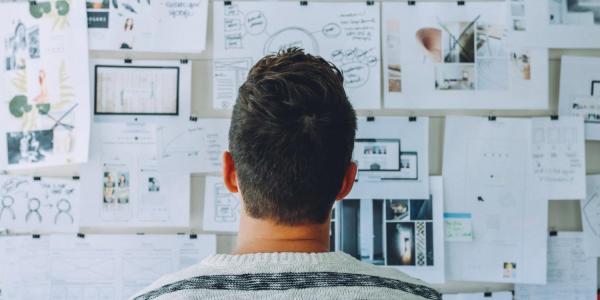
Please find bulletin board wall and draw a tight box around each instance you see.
[10,0,600,294]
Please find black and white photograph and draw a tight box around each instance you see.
[410,199,433,221]
[440,21,475,63]
[5,21,40,69]
[339,199,384,265]
[434,64,476,90]
[385,199,409,221]
[102,169,130,205]
[148,177,160,192]
[6,129,53,165]
[116,172,130,204]
[103,171,116,204]
[386,222,415,266]
[94,65,180,115]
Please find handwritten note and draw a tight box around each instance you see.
[531,116,586,200]
[444,213,473,242]
[213,1,381,109]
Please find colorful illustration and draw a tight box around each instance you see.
[1,1,90,169]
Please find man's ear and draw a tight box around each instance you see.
[335,161,357,201]
[222,151,239,193]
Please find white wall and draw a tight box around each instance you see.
[9,0,600,295]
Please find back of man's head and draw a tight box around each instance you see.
[229,47,357,226]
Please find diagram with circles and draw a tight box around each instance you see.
[0,175,79,232]
[213,1,381,109]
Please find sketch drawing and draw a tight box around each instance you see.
[157,119,230,173]
[203,176,240,232]
[0,175,79,232]
[213,1,381,109]
[214,182,239,223]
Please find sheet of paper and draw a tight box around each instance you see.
[90,59,192,125]
[444,116,548,284]
[0,234,216,300]
[80,122,190,228]
[531,116,586,199]
[0,176,79,233]
[444,213,473,242]
[202,176,241,232]
[157,119,230,173]
[582,175,600,257]
[558,56,600,141]
[348,117,429,199]
[212,1,381,109]
[0,235,51,300]
[336,177,444,284]
[87,0,209,53]
[382,1,548,110]
[510,1,600,49]
[515,232,598,300]
[0,1,91,170]
[443,291,513,300]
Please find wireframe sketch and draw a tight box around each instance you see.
[158,119,230,173]
[0,175,79,232]
[349,117,429,200]
[203,176,240,232]
[0,1,91,169]
[40,235,216,300]
[214,183,240,223]
[81,122,190,228]
[87,0,209,53]
[95,65,180,115]
[558,56,600,140]
[444,117,548,284]
[213,1,381,109]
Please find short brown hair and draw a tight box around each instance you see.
[229,48,357,225]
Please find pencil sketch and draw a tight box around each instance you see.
[0,175,79,232]
[214,2,381,109]
[214,182,240,223]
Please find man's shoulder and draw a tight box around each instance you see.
[129,252,441,300]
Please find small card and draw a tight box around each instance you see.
[444,212,473,242]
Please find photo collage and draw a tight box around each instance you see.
[387,9,533,94]
[431,16,511,91]
[101,161,131,221]
[335,197,435,267]
[1,1,90,169]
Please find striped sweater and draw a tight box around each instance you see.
[130,252,441,300]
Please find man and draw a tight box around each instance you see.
[131,48,440,300]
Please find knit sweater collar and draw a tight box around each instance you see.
[201,251,357,266]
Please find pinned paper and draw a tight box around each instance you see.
[444,213,473,242]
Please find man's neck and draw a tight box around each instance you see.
[234,213,331,254]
